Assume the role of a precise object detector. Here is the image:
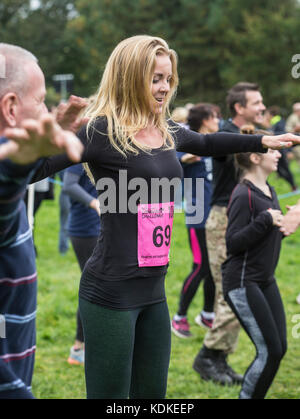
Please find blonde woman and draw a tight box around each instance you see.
[23,35,300,399]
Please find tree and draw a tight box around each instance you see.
[2,0,300,111]
[0,0,76,103]
[0,0,31,28]
[208,0,300,112]
[67,0,300,111]
[65,0,187,97]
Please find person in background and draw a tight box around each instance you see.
[262,106,286,135]
[280,198,300,306]
[171,103,217,338]
[213,105,225,130]
[285,102,300,134]
[63,164,100,366]
[285,102,300,166]
[193,82,267,386]
[223,138,288,398]
[58,170,71,255]
[263,106,297,191]
[170,106,188,127]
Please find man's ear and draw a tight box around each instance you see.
[0,92,18,127]
[234,102,244,117]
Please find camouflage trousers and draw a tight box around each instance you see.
[204,205,240,354]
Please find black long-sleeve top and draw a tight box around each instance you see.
[222,179,283,296]
[211,120,240,207]
[31,118,265,309]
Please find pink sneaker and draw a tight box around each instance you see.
[195,313,214,329]
[171,317,192,338]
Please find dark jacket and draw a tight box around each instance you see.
[211,120,240,207]
[222,179,283,296]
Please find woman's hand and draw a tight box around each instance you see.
[1,114,84,164]
[180,153,201,164]
[267,209,283,227]
[89,198,101,216]
[54,95,89,133]
[280,200,300,236]
[262,133,300,150]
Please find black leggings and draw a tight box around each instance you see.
[70,236,98,343]
[178,228,215,316]
[277,150,297,190]
[79,298,171,399]
[226,282,287,399]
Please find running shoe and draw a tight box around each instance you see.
[67,346,84,366]
[171,317,192,338]
[195,313,214,329]
[297,294,300,305]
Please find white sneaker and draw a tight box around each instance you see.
[67,346,84,365]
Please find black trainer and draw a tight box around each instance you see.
[193,346,233,386]
[221,356,244,385]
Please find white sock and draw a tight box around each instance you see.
[174,314,186,321]
[201,311,215,320]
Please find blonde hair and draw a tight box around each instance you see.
[83,35,179,157]
[171,107,188,124]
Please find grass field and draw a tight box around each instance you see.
[32,162,300,399]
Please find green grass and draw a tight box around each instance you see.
[32,163,300,399]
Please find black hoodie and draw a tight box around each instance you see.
[222,179,283,296]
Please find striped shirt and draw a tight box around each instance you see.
[0,137,38,398]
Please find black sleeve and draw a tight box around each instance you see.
[226,186,274,255]
[30,124,92,183]
[30,154,75,183]
[170,121,265,157]
[31,118,109,184]
[30,132,87,183]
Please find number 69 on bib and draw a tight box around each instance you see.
[137,202,174,267]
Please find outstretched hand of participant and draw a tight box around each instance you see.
[54,95,89,133]
[262,133,300,150]
[180,153,201,164]
[280,201,300,236]
[89,198,101,217]
[1,114,84,165]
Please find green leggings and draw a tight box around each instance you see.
[79,298,171,399]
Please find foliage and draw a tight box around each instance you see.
[0,0,75,99]
[1,0,300,110]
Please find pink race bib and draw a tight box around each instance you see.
[137,202,174,267]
